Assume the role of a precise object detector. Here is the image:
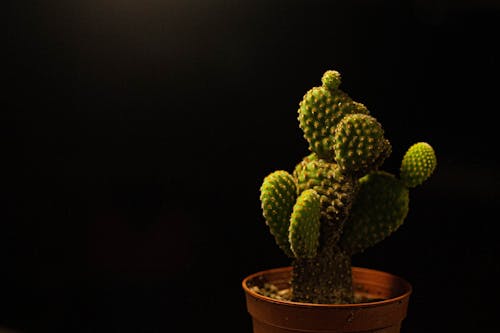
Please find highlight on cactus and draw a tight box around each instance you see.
[259,69,437,304]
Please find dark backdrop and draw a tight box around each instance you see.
[4,1,499,332]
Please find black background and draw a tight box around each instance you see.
[4,1,500,332]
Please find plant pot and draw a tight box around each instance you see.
[242,266,412,333]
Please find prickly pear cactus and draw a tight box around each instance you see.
[333,113,391,176]
[260,171,297,257]
[400,142,437,188]
[298,70,369,161]
[339,171,409,255]
[259,69,437,304]
[293,153,355,229]
[289,189,321,259]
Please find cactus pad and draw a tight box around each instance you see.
[400,142,437,188]
[340,171,409,255]
[260,170,297,257]
[333,113,389,176]
[298,72,369,161]
[293,153,355,226]
[289,189,321,259]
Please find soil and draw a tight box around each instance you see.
[250,282,384,303]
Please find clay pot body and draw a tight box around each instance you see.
[242,266,412,333]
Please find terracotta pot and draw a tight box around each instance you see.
[242,266,412,333]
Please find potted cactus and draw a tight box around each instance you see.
[242,69,437,333]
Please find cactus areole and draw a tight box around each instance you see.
[259,70,437,304]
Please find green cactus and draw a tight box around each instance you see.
[333,113,391,176]
[260,170,297,258]
[400,142,437,188]
[293,153,356,228]
[339,171,409,255]
[258,69,437,304]
[289,189,321,259]
[298,70,369,161]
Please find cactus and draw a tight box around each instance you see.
[298,70,369,161]
[333,113,391,176]
[259,70,437,304]
[289,189,321,259]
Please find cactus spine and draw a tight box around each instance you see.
[259,69,437,304]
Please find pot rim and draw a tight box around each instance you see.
[242,266,412,308]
